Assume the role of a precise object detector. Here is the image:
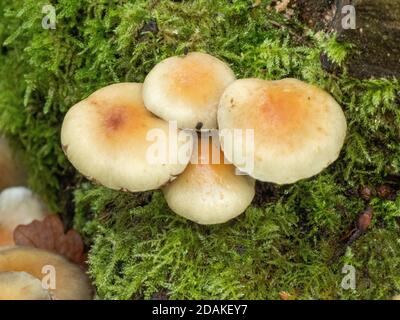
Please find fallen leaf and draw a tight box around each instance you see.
[56,230,86,267]
[357,207,373,233]
[279,291,295,300]
[13,215,86,267]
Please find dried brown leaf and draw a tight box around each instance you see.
[13,215,86,267]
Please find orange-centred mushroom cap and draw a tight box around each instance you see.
[218,78,347,184]
[61,83,192,192]
[162,135,255,224]
[0,246,93,300]
[143,52,236,129]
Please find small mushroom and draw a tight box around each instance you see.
[0,271,51,300]
[218,78,347,184]
[162,136,255,224]
[61,83,192,192]
[143,52,236,129]
[0,136,26,191]
[0,246,93,300]
[0,187,49,246]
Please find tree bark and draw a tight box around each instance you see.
[331,0,400,78]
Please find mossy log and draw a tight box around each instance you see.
[1,0,399,300]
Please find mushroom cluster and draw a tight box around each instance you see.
[0,187,93,300]
[61,52,347,225]
[0,144,93,299]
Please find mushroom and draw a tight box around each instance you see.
[0,187,49,246]
[162,135,255,224]
[0,246,93,300]
[0,136,26,191]
[218,78,347,184]
[61,83,192,192]
[0,271,51,300]
[143,52,236,129]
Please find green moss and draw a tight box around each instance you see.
[1,0,399,299]
[74,177,400,299]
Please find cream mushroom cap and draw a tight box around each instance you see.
[0,271,51,300]
[218,78,347,184]
[163,136,255,224]
[61,83,192,192]
[0,187,48,246]
[143,52,236,129]
[0,246,93,300]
